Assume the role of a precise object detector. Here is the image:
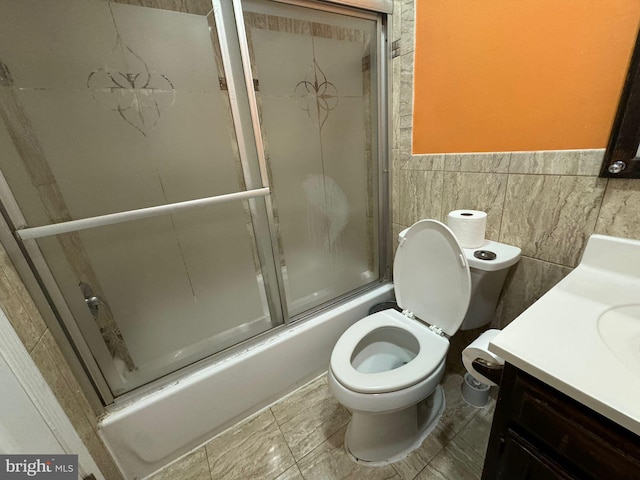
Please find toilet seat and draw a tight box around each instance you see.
[330,309,448,394]
[330,219,472,396]
[327,219,504,464]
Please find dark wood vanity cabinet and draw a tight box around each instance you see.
[482,364,640,480]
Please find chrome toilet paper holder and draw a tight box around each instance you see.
[471,358,504,386]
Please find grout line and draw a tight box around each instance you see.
[592,177,610,234]
[154,374,494,480]
[30,327,48,355]
[202,443,214,480]
[269,405,298,480]
[519,253,575,270]
[497,155,512,242]
[408,433,451,480]
[270,371,328,409]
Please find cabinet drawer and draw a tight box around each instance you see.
[507,372,640,480]
[497,429,578,480]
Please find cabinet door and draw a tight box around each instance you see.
[496,430,578,480]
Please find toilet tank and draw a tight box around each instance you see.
[460,240,521,330]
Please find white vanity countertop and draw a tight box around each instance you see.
[489,235,640,437]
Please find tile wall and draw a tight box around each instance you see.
[0,244,123,480]
[0,2,639,480]
[391,0,640,372]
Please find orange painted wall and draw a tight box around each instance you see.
[412,1,640,154]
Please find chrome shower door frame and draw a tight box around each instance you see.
[232,0,393,314]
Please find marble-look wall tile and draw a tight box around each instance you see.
[391,0,402,40]
[270,377,350,461]
[113,0,211,16]
[508,150,604,176]
[392,222,409,256]
[399,114,413,131]
[442,172,508,241]
[402,154,445,171]
[595,178,640,240]
[444,153,510,173]
[398,119,413,157]
[205,409,294,480]
[445,327,486,376]
[0,246,46,352]
[393,169,443,225]
[507,152,535,174]
[392,170,401,224]
[399,51,414,119]
[492,256,572,329]
[575,150,606,176]
[499,174,607,266]
[399,1,415,55]
[30,335,124,480]
[81,428,125,480]
[0,245,121,479]
[147,447,211,480]
[395,149,411,170]
[41,330,96,425]
[392,59,401,152]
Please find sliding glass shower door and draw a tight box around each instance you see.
[0,0,385,400]
[0,0,283,396]
[242,0,380,316]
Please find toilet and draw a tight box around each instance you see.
[328,219,520,464]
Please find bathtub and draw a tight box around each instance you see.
[98,283,394,479]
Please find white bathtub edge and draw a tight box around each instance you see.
[98,283,394,480]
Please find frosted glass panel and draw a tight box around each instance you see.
[0,0,273,395]
[244,0,379,315]
[0,0,384,399]
[37,200,268,395]
[0,0,241,222]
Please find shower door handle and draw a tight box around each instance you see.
[80,281,102,318]
[85,295,101,307]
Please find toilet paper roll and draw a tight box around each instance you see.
[462,329,504,386]
[447,210,487,248]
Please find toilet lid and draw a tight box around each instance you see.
[394,220,471,336]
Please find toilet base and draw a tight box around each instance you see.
[344,385,445,465]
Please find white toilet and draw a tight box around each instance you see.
[328,219,520,464]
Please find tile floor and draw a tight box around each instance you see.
[147,372,496,480]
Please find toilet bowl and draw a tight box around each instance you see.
[328,219,520,464]
[327,310,448,463]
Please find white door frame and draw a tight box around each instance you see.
[0,307,106,480]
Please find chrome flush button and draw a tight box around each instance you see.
[474,250,497,261]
